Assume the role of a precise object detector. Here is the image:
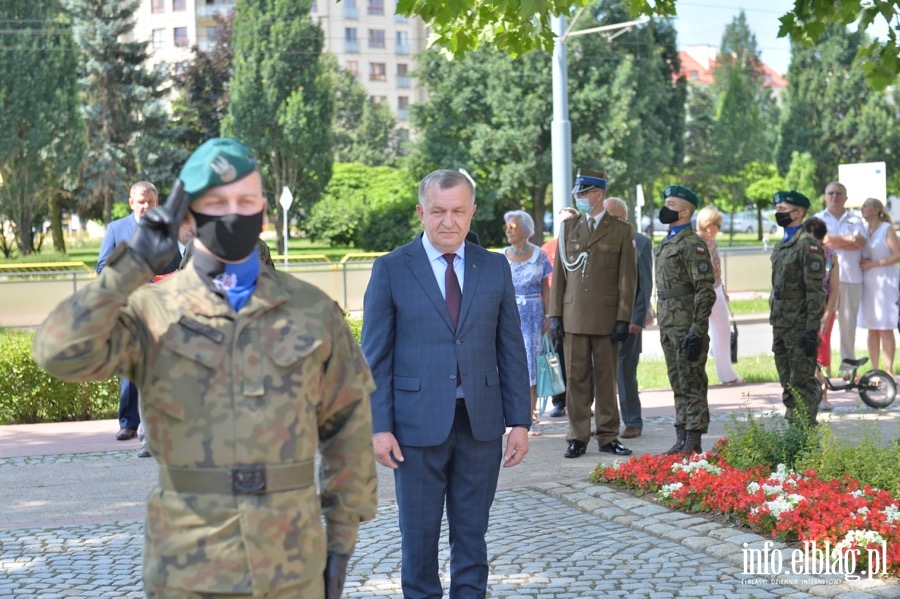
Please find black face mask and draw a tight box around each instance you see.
[658,206,681,224]
[775,211,796,228]
[191,209,264,262]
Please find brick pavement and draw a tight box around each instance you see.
[3,382,900,598]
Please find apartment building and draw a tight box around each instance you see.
[131,0,429,140]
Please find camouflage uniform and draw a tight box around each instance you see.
[653,228,716,432]
[770,228,826,423]
[179,238,275,270]
[33,246,376,598]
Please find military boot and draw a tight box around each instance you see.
[683,430,703,455]
[662,426,686,455]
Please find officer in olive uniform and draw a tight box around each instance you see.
[653,185,716,455]
[549,169,636,459]
[33,138,377,599]
[770,190,826,425]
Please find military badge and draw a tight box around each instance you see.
[695,246,706,254]
[808,245,819,252]
[698,261,709,272]
[810,261,821,271]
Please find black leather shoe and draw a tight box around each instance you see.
[564,440,587,458]
[116,428,137,441]
[549,405,566,418]
[598,439,632,456]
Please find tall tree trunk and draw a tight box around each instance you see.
[49,191,66,253]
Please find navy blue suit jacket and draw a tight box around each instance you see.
[97,214,180,275]
[362,237,531,447]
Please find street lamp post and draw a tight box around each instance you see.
[550,12,649,236]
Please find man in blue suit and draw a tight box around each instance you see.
[97,181,180,442]
[362,169,531,598]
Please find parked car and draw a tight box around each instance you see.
[721,211,759,234]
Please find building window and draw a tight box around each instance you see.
[689,71,698,80]
[396,31,409,55]
[397,96,409,121]
[344,0,358,19]
[310,0,317,11]
[369,62,386,81]
[371,95,387,104]
[368,29,385,49]
[151,28,165,49]
[346,60,359,77]
[368,0,384,15]
[151,0,164,14]
[207,26,221,43]
[397,63,410,88]
[344,28,359,53]
[174,27,189,47]
[173,0,186,11]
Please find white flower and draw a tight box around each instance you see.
[747,482,761,494]
[835,529,886,553]
[850,489,866,498]
[882,504,900,524]
[763,493,806,519]
[672,457,722,475]
[658,482,684,499]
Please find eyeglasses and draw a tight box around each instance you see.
[503,223,518,232]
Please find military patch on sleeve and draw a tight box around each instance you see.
[698,261,710,273]
[809,245,819,252]
[695,246,706,254]
[810,260,821,272]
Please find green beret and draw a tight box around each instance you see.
[663,184,699,207]
[773,190,811,209]
[179,138,257,201]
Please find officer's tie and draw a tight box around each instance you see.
[444,253,462,384]
[588,216,597,233]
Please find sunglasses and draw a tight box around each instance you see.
[503,223,518,232]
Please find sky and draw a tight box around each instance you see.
[669,0,795,75]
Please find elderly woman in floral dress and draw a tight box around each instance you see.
[503,210,552,435]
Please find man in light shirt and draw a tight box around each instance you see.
[815,181,868,372]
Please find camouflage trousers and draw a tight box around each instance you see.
[145,579,321,599]
[660,326,710,432]
[773,327,820,425]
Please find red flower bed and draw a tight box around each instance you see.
[591,442,900,577]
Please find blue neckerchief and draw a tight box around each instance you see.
[222,249,260,312]
[667,223,689,239]
[782,225,802,243]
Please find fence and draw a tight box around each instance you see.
[0,247,777,328]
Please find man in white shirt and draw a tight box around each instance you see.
[816,181,868,371]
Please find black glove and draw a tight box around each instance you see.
[680,331,702,362]
[549,316,564,347]
[800,329,820,357]
[611,320,630,344]
[324,551,350,599]
[128,180,190,275]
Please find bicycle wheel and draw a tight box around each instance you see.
[858,370,897,409]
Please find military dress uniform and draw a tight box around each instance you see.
[550,211,636,449]
[33,140,377,599]
[770,192,826,424]
[653,214,716,445]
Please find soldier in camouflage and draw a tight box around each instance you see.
[32,138,377,599]
[653,185,716,455]
[770,190,826,425]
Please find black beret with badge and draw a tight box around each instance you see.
[179,138,258,201]
[773,190,811,209]
[571,168,608,194]
[662,184,699,207]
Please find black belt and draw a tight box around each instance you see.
[158,460,315,495]
[657,285,693,299]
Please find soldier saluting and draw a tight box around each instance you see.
[770,190,826,425]
[33,138,377,599]
[653,185,716,455]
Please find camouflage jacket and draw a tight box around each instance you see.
[33,246,376,595]
[769,229,826,331]
[652,227,716,335]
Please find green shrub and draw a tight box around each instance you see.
[0,330,119,424]
[345,314,362,344]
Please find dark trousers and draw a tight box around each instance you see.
[550,334,567,408]
[617,332,643,430]
[394,403,502,599]
[118,377,140,430]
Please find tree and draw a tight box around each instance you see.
[782,151,818,205]
[67,0,176,225]
[329,57,400,167]
[396,0,899,88]
[776,29,900,192]
[0,0,82,255]
[223,0,334,253]
[681,84,718,202]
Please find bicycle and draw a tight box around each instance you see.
[817,357,897,409]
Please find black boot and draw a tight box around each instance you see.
[662,426,686,455]
[683,430,703,454]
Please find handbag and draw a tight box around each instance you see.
[728,303,738,364]
[536,333,566,398]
